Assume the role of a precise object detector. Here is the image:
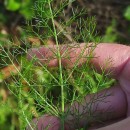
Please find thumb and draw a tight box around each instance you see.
[26,114,60,130]
[118,59,130,116]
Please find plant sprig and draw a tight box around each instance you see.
[0,0,115,129]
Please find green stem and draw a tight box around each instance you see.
[48,1,64,129]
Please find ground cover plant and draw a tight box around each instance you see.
[0,0,121,129]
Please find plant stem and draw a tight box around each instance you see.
[48,1,65,129]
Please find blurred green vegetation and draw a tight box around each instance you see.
[124,5,130,21]
[0,0,130,130]
[4,0,34,19]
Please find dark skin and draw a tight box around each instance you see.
[27,43,130,130]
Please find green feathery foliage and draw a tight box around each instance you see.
[0,0,115,129]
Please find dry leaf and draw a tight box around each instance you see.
[1,64,21,80]
[28,37,41,46]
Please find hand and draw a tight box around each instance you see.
[91,43,130,116]
[27,43,130,130]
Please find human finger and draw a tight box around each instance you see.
[65,85,127,129]
[26,86,127,130]
[95,117,130,130]
[27,43,130,78]
[26,114,60,130]
[88,117,125,130]
[27,45,59,67]
[91,43,130,79]
[27,43,92,68]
